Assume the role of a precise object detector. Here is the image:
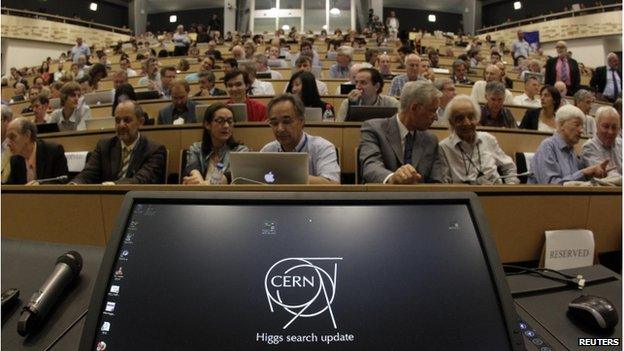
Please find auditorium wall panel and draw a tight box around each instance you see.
[147,8,223,33]
[541,36,615,69]
[1,38,71,75]
[382,7,463,33]
[2,0,129,28]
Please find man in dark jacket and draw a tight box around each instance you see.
[590,52,622,102]
[545,41,580,96]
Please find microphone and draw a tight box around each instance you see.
[35,175,69,184]
[493,171,533,183]
[17,251,83,336]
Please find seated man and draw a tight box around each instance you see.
[329,46,354,79]
[185,56,215,83]
[238,61,275,95]
[389,54,422,97]
[4,117,68,184]
[48,82,91,131]
[295,56,328,95]
[450,60,473,85]
[253,53,283,79]
[438,95,520,184]
[337,68,400,121]
[290,40,321,69]
[554,81,570,106]
[261,94,340,184]
[224,69,267,121]
[496,62,514,90]
[72,100,167,184]
[432,78,456,127]
[428,49,440,69]
[334,62,371,95]
[32,95,51,124]
[377,53,395,77]
[573,89,597,137]
[582,106,621,176]
[21,87,40,114]
[512,75,542,108]
[193,71,227,97]
[157,79,197,125]
[529,105,609,184]
[479,81,517,128]
[119,57,138,77]
[359,81,446,184]
[470,64,513,104]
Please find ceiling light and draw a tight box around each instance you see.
[513,1,522,10]
[428,14,436,22]
[282,25,290,31]
[329,8,341,15]
[169,15,177,23]
[89,2,98,11]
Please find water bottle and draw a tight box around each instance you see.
[209,162,225,184]
[322,104,335,122]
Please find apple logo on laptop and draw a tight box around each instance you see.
[264,171,276,183]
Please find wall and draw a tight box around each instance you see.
[3,0,128,28]
[481,0,620,28]
[1,38,71,75]
[382,7,463,33]
[541,35,620,68]
[147,8,223,33]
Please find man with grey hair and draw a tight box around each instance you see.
[194,71,227,97]
[554,81,569,106]
[513,75,542,108]
[432,78,456,127]
[253,53,283,79]
[529,104,609,184]
[451,59,473,85]
[438,95,519,184]
[480,81,517,128]
[359,80,446,184]
[329,46,353,78]
[261,94,340,184]
[573,89,597,137]
[4,117,68,184]
[389,54,422,97]
[1,104,14,183]
[582,106,621,176]
[239,61,275,95]
[545,40,580,95]
[590,52,622,102]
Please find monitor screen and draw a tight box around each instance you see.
[81,193,521,350]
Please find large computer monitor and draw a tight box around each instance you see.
[80,192,524,350]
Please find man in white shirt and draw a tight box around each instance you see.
[574,89,597,137]
[438,95,520,184]
[582,106,621,176]
[471,64,514,104]
[512,75,542,108]
[253,53,283,79]
[48,82,91,131]
[239,61,275,96]
[119,57,138,77]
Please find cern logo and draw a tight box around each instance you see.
[264,257,342,329]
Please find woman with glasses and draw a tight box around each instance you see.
[182,103,248,185]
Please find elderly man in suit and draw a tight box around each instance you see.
[72,100,167,184]
[545,41,580,96]
[157,79,197,125]
[590,52,622,103]
[5,117,68,184]
[359,80,446,184]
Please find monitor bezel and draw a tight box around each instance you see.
[79,191,524,350]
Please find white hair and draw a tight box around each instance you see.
[443,95,481,130]
[555,104,585,127]
[337,46,354,60]
[594,106,620,125]
[400,80,442,111]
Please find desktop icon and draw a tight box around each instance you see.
[96,341,107,351]
[109,285,120,294]
[101,321,111,332]
[105,301,116,312]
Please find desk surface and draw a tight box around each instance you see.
[1,238,104,350]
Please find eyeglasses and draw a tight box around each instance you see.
[213,118,234,125]
[267,118,295,127]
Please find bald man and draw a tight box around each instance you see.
[590,52,622,102]
[545,41,580,95]
[470,64,514,104]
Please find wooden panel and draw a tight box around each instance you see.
[586,195,622,253]
[342,126,361,174]
[100,194,127,242]
[1,192,106,246]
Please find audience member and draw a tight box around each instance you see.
[295,56,328,95]
[238,61,275,95]
[582,106,621,176]
[253,53,283,79]
[5,117,68,184]
[119,57,138,77]
[32,95,51,124]
[157,79,197,125]
[243,41,257,60]
[1,105,14,183]
[438,95,519,184]
[48,82,91,131]
[286,71,335,119]
[70,37,91,63]
[511,30,531,66]
[261,94,340,184]
[573,89,597,137]
[290,40,321,68]
[329,46,354,78]
[53,61,66,82]
[337,68,399,121]
[480,81,517,128]
[112,83,137,116]
[389,54,422,97]
[432,78,456,127]
[513,75,542,108]
[185,56,215,83]
[545,41,580,95]
[359,80,445,184]
[377,53,395,77]
[529,105,608,184]
[590,52,622,102]
[183,103,249,185]
[520,85,561,132]
[194,71,227,97]
[450,60,473,85]
[554,81,569,106]
[470,64,514,103]
[428,49,440,69]
[72,100,166,184]
[224,69,267,121]
[173,25,191,56]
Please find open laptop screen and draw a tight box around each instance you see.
[81,192,522,350]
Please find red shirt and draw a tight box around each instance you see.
[228,97,267,122]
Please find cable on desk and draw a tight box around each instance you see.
[503,264,585,290]
[42,308,88,351]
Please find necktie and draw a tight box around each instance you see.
[403,132,414,165]
[560,58,569,85]
[118,146,131,179]
[612,69,619,99]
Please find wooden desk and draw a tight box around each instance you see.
[2,185,620,264]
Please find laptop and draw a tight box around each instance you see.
[345,106,398,122]
[83,91,113,106]
[267,59,283,68]
[304,107,323,122]
[195,104,211,123]
[78,192,523,350]
[86,117,116,130]
[36,123,60,134]
[228,103,248,122]
[256,72,272,79]
[135,90,161,101]
[229,152,309,184]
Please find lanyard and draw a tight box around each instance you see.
[280,134,308,153]
[458,143,483,179]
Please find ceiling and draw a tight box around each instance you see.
[122,0,467,14]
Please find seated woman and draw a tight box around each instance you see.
[182,103,249,185]
[285,71,335,120]
[520,85,562,133]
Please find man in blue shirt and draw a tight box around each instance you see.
[70,37,91,63]
[529,105,609,184]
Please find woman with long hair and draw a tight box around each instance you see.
[182,103,249,184]
[285,71,335,119]
[520,85,562,133]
